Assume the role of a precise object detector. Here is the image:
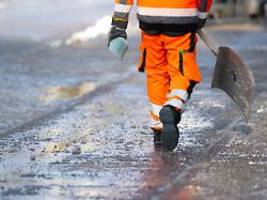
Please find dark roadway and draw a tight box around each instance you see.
[0,5,266,199]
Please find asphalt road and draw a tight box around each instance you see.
[0,18,266,200]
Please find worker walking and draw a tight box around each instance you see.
[108,0,213,151]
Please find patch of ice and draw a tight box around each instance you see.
[199,101,225,108]
[40,82,96,102]
[257,106,267,113]
[48,39,63,48]
[181,111,214,131]
[179,111,214,147]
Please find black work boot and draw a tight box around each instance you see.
[159,105,181,151]
[151,128,162,147]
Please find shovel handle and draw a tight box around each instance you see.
[197,29,218,56]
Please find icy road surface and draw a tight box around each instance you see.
[0,1,266,199]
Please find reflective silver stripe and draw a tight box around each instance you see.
[137,7,198,17]
[151,120,163,129]
[198,11,208,19]
[115,3,132,13]
[164,98,185,110]
[167,89,188,102]
[151,103,162,117]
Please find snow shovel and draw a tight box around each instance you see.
[197,30,255,121]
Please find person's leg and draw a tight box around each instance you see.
[159,33,202,150]
[138,32,169,134]
[166,33,201,109]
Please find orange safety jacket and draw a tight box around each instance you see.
[112,0,213,34]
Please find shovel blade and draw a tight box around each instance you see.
[212,47,255,121]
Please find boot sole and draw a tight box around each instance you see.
[159,106,179,151]
[151,128,162,146]
[161,124,179,151]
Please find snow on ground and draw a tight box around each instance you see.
[65,16,138,45]
[65,16,112,45]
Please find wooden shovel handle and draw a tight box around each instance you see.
[197,29,218,56]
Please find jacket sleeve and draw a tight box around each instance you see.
[112,0,134,30]
[198,0,213,19]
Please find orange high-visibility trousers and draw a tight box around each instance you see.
[138,32,202,130]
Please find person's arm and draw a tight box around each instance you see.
[112,0,133,30]
[108,0,134,45]
[197,0,213,29]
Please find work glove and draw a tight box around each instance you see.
[197,18,207,30]
[108,26,127,47]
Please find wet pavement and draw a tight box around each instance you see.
[0,2,267,199]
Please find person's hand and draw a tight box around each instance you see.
[197,18,207,30]
[108,27,127,46]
